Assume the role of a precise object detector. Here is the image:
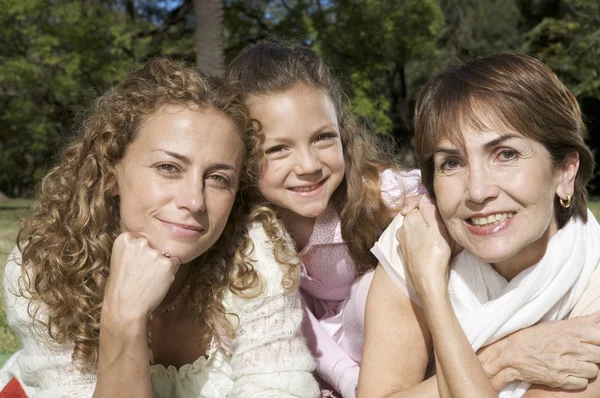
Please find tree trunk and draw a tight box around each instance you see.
[193,0,224,76]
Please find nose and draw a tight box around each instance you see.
[293,147,322,175]
[465,164,499,205]
[177,175,206,213]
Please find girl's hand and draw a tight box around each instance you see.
[103,232,180,322]
[395,194,452,294]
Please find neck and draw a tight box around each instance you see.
[278,208,316,252]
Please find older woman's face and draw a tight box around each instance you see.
[115,105,245,264]
[432,126,571,277]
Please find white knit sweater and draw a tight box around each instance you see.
[0,221,320,398]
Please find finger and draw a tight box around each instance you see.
[489,367,518,391]
[577,323,600,345]
[573,361,599,380]
[578,342,600,362]
[417,194,439,227]
[400,195,422,216]
[402,208,426,233]
[559,375,589,390]
[573,311,600,325]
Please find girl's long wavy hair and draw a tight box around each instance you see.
[15,57,272,372]
[226,41,408,276]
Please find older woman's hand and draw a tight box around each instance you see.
[396,194,453,293]
[479,312,600,391]
[104,232,181,321]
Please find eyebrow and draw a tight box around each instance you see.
[206,163,237,174]
[433,133,522,156]
[152,150,237,173]
[482,134,521,150]
[152,149,192,165]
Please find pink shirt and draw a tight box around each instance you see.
[299,169,422,397]
[299,169,423,303]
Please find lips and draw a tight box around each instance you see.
[468,212,515,227]
[287,178,327,193]
[159,219,205,238]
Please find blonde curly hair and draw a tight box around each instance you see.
[15,57,281,372]
[226,41,406,276]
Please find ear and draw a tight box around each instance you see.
[555,152,579,200]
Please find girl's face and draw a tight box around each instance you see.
[115,105,245,264]
[432,125,578,279]
[249,84,345,222]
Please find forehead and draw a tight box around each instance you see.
[129,105,244,161]
[247,85,338,133]
[430,100,528,151]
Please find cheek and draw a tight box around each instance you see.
[257,162,283,195]
[433,178,462,218]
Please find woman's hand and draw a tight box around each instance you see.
[103,232,180,321]
[401,194,463,258]
[480,312,600,390]
[396,194,453,293]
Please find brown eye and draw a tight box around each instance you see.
[156,163,178,173]
[206,174,230,188]
[498,150,518,161]
[265,145,286,155]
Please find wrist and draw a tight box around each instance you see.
[101,298,148,333]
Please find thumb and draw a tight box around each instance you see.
[573,311,600,325]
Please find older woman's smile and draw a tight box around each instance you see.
[465,211,515,235]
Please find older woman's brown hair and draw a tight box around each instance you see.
[15,57,265,371]
[413,52,594,228]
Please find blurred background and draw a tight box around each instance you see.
[1,0,599,363]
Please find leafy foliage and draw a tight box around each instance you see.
[0,0,599,195]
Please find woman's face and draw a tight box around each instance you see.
[115,104,245,264]
[432,125,577,278]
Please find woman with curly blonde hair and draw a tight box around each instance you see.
[0,57,319,397]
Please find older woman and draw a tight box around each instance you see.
[0,58,319,397]
[358,52,600,397]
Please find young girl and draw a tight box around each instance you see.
[226,42,422,397]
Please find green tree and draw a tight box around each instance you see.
[0,0,180,196]
[522,0,600,98]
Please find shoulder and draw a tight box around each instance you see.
[238,220,299,297]
[570,258,600,317]
[379,168,423,208]
[3,248,33,328]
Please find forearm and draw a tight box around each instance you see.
[358,376,440,398]
[303,306,358,398]
[93,309,151,398]
[419,284,496,398]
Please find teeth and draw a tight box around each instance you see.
[470,212,514,227]
[291,183,318,192]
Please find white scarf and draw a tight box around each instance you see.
[372,209,600,397]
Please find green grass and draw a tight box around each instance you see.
[0,199,34,366]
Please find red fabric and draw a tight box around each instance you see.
[0,378,27,398]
